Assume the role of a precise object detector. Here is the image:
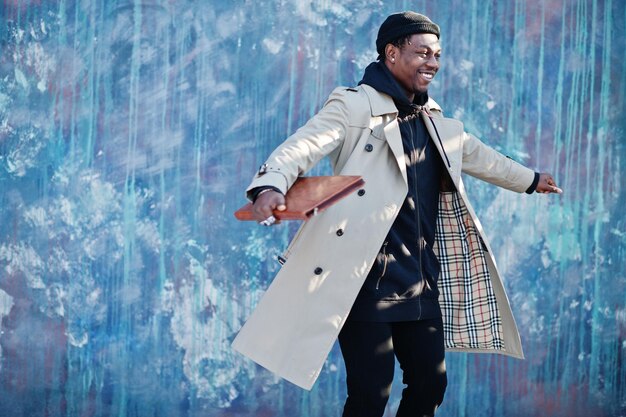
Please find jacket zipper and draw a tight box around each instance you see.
[408,118,425,285]
[375,241,389,290]
[412,112,427,319]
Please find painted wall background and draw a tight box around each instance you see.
[0,0,624,416]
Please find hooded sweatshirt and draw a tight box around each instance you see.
[348,61,445,322]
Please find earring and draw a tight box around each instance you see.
[391,58,395,62]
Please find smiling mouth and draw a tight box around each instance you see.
[419,71,435,81]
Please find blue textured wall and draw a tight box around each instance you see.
[0,1,624,416]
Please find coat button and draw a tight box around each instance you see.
[336,229,344,236]
[364,144,373,152]
[314,267,323,275]
[357,189,365,196]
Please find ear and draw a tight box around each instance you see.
[385,43,397,63]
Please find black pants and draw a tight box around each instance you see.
[338,318,447,417]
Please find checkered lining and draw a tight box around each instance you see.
[434,191,504,350]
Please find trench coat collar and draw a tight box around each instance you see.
[360,83,397,117]
[360,84,443,117]
[360,84,450,187]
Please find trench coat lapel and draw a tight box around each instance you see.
[361,84,407,185]
[383,120,407,185]
[421,113,464,190]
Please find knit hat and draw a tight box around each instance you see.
[376,12,440,56]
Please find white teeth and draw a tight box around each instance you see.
[420,72,433,79]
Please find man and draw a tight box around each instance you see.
[232,11,561,417]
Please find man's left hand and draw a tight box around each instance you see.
[536,173,563,194]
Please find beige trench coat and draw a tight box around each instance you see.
[232,84,535,390]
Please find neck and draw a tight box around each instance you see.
[413,90,428,106]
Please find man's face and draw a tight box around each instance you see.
[385,33,441,100]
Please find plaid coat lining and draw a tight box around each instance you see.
[434,191,505,350]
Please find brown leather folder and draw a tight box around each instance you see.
[234,175,365,221]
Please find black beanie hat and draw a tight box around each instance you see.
[376,12,440,56]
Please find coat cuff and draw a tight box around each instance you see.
[245,170,290,200]
[249,186,283,203]
[525,172,540,194]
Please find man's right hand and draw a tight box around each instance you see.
[253,190,286,224]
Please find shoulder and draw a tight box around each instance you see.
[425,98,465,133]
[323,86,375,127]
[326,85,369,106]
[425,97,444,118]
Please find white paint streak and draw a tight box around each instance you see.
[262,38,284,55]
[0,288,14,372]
[167,247,250,407]
[14,67,29,90]
[0,243,45,289]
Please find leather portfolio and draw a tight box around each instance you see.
[234,175,365,221]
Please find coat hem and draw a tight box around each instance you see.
[445,346,525,360]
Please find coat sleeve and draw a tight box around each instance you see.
[461,132,536,193]
[245,88,353,199]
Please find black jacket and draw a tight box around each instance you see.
[348,61,446,322]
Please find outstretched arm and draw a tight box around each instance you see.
[461,132,562,195]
